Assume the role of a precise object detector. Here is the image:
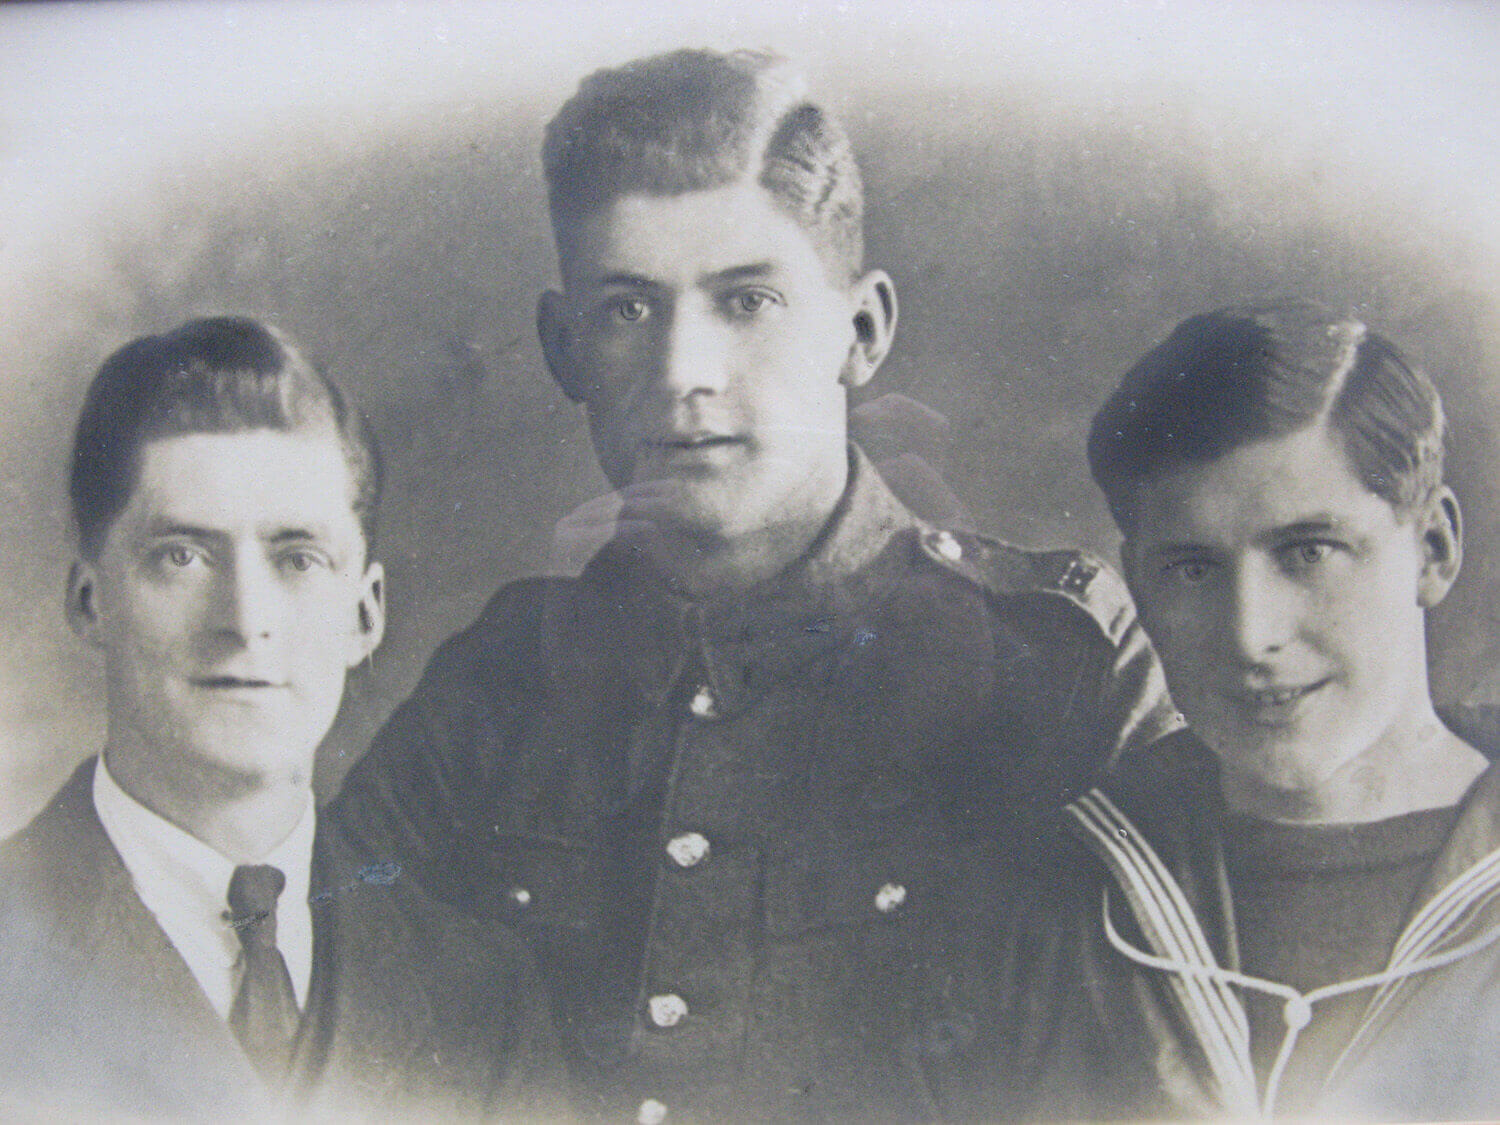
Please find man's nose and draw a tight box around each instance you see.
[208,554,281,645]
[1227,559,1298,662]
[656,303,728,399]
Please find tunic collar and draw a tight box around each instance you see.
[571,447,926,710]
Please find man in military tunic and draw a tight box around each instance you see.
[333,48,1176,1122]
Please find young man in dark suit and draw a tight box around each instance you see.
[0,317,564,1119]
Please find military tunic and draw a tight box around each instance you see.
[333,451,1176,1122]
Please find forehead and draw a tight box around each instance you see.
[559,180,839,289]
[116,429,362,540]
[1130,423,1401,545]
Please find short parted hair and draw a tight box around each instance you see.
[1088,302,1446,532]
[69,316,382,558]
[542,48,865,283]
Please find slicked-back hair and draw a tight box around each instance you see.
[1088,302,1446,532]
[542,48,865,283]
[69,316,382,558]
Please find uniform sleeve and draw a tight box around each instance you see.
[330,583,547,907]
[1090,583,1182,768]
[1020,559,1181,821]
[919,829,1120,1122]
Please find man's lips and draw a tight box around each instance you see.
[189,675,283,690]
[645,432,743,451]
[1229,678,1332,709]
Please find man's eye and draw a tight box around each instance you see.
[729,289,779,316]
[1165,559,1212,584]
[157,544,203,570]
[613,297,649,323]
[1284,541,1335,570]
[279,550,327,574]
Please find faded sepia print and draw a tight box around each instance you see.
[1,1,1497,1119]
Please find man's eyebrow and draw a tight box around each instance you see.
[142,517,222,541]
[587,263,779,290]
[264,527,330,544]
[704,262,775,285]
[1143,541,1216,558]
[1146,518,1349,551]
[142,519,339,546]
[1265,518,1344,540]
[591,271,663,289]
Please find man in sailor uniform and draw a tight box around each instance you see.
[962,303,1500,1121]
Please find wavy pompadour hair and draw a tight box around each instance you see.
[542,48,865,283]
[1089,302,1446,531]
[70,316,381,558]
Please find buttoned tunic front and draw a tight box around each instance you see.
[334,451,1175,1122]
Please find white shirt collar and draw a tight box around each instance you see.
[92,754,316,1018]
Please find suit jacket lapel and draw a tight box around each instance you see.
[15,759,267,1109]
[295,824,438,1102]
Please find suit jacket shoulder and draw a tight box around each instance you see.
[0,760,565,1121]
[0,759,267,1118]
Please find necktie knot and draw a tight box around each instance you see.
[227,864,286,951]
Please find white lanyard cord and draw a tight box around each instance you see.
[1100,887,1500,1117]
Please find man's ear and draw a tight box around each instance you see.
[1416,486,1463,608]
[840,269,897,390]
[65,559,105,647]
[346,561,387,669]
[537,290,586,403]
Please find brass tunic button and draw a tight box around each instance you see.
[665,831,711,869]
[688,686,718,719]
[637,1098,669,1125]
[874,881,907,914]
[647,992,688,1028]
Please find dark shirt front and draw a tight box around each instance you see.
[333,450,1175,1122]
[964,727,1500,1123]
[1225,805,1457,1111]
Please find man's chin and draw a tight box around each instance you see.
[1213,734,1340,802]
[180,729,318,782]
[615,480,730,538]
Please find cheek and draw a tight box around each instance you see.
[1159,646,1217,704]
[575,322,638,368]
[288,581,359,636]
[1336,597,1420,690]
[1145,604,1237,710]
[749,355,847,433]
[286,623,358,690]
[1321,555,1423,665]
[585,406,638,488]
[114,592,201,665]
[1141,591,1217,662]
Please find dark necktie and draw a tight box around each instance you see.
[226,864,300,1085]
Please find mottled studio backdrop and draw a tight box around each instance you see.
[2,0,1498,833]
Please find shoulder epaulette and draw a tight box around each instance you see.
[917,528,1138,645]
